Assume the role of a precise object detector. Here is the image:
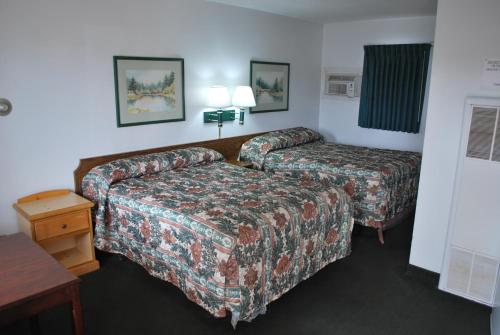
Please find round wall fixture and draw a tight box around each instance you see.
[0,98,12,116]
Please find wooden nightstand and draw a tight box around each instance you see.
[13,189,99,276]
[226,159,254,169]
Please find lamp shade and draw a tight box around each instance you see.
[232,86,256,108]
[207,85,231,108]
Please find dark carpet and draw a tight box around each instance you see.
[4,219,491,335]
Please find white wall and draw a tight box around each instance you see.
[319,16,436,152]
[410,0,500,273]
[0,0,323,234]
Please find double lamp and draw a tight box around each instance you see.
[205,85,256,139]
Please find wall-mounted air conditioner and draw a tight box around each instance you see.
[324,71,361,98]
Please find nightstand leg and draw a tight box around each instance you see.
[68,284,84,335]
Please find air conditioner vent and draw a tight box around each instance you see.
[329,82,349,96]
[466,107,499,160]
[328,74,357,82]
[324,72,361,98]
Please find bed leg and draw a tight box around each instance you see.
[377,228,385,245]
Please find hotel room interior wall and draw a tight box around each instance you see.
[318,16,436,152]
[0,0,323,234]
[410,0,500,273]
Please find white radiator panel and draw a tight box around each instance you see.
[493,115,500,162]
[497,270,500,307]
[452,159,500,257]
[447,247,473,294]
[469,254,498,302]
[440,98,500,307]
[466,107,497,159]
[493,307,500,335]
[444,246,499,305]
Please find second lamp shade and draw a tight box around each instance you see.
[232,86,256,108]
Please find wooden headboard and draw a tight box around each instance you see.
[73,131,267,195]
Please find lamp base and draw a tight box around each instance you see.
[203,109,236,123]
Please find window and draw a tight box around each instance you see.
[358,44,432,133]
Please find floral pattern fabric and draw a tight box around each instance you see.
[239,127,324,169]
[82,147,224,230]
[240,129,421,228]
[82,148,353,326]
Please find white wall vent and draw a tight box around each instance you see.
[493,111,500,162]
[466,107,500,161]
[324,72,361,98]
[447,246,473,294]
[470,254,499,302]
[444,246,499,305]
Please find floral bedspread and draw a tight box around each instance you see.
[240,128,421,228]
[239,127,324,169]
[82,147,353,326]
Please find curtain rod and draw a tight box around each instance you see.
[365,42,433,46]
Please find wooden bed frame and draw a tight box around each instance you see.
[376,206,416,244]
[73,131,266,195]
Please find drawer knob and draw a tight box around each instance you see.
[61,224,67,229]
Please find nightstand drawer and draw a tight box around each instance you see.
[35,210,89,240]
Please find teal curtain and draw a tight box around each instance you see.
[358,43,431,133]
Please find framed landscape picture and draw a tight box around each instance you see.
[250,60,290,113]
[114,56,185,127]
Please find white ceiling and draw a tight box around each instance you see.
[207,0,437,23]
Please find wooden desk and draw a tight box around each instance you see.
[0,233,84,335]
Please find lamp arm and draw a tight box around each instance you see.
[239,109,245,125]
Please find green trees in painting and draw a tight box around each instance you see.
[272,78,284,91]
[256,74,284,101]
[256,76,284,93]
[126,71,177,114]
[128,77,139,94]
[162,72,175,90]
[127,73,175,95]
[256,77,270,90]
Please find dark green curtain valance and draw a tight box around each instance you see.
[358,43,431,133]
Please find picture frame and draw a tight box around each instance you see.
[113,56,185,127]
[250,60,290,113]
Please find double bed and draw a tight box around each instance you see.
[239,127,421,244]
[81,146,353,326]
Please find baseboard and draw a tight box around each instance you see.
[405,264,440,287]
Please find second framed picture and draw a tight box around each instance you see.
[250,60,290,113]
